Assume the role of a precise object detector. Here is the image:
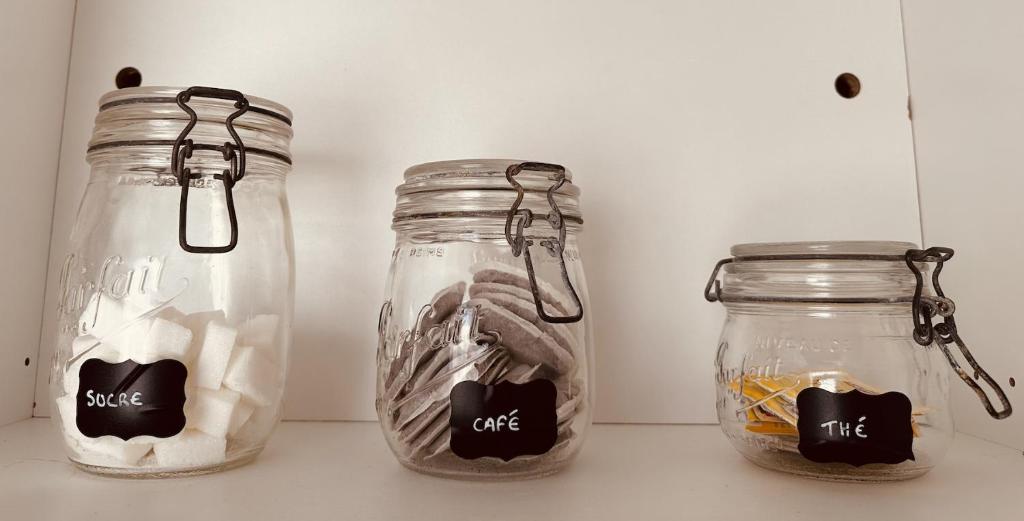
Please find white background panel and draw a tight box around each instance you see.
[902,0,1024,449]
[0,0,75,426]
[35,0,921,422]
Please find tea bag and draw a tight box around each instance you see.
[730,371,925,450]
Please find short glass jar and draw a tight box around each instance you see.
[49,86,295,477]
[376,159,594,480]
[705,241,1011,482]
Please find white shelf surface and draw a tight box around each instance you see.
[1,419,1021,520]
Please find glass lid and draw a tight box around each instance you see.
[88,86,293,167]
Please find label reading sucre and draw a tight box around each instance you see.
[450,380,557,461]
[796,388,915,467]
[76,359,187,440]
[84,390,144,408]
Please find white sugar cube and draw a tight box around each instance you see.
[123,315,192,364]
[155,306,187,322]
[71,335,99,357]
[78,437,153,467]
[63,357,86,396]
[153,430,226,468]
[77,294,121,337]
[192,320,237,390]
[61,365,80,396]
[231,404,281,446]
[223,346,281,407]
[78,294,146,340]
[63,343,123,395]
[183,310,227,333]
[237,314,280,352]
[56,394,152,467]
[130,318,194,364]
[103,317,153,354]
[55,394,82,441]
[186,388,241,438]
[136,451,158,468]
[227,400,256,437]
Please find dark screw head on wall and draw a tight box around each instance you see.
[835,72,861,99]
[115,67,142,89]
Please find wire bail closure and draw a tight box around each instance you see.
[504,162,583,324]
[906,247,1012,420]
[171,86,250,254]
[704,247,1012,420]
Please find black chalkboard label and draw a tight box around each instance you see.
[796,388,915,467]
[450,380,557,461]
[76,359,187,440]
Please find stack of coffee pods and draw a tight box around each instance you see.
[380,261,584,468]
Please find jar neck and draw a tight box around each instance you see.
[721,258,923,303]
[722,301,915,315]
[393,216,581,243]
[88,146,291,181]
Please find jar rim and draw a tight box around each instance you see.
[404,158,574,180]
[716,240,926,304]
[399,159,580,197]
[87,86,293,169]
[97,86,293,124]
[730,240,919,257]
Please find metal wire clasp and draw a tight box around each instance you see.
[703,258,734,302]
[906,247,1012,420]
[171,86,250,254]
[504,162,583,324]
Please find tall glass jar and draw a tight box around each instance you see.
[49,86,295,477]
[376,159,594,480]
[705,241,1011,482]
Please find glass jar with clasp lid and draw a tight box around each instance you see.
[704,241,1012,481]
[376,159,594,480]
[50,86,295,477]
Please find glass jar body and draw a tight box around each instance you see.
[714,303,954,482]
[49,158,294,477]
[376,221,593,480]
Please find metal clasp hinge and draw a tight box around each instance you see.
[704,258,734,302]
[907,247,1012,420]
[504,162,583,324]
[171,86,250,254]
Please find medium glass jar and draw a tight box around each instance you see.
[705,241,1011,482]
[49,86,294,477]
[376,159,594,480]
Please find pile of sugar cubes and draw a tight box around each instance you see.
[55,294,284,469]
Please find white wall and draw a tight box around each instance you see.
[902,0,1024,449]
[33,0,921,422]
[0,0,76,426]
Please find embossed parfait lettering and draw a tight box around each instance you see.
[754,334,851,354]
[57,254,166,335]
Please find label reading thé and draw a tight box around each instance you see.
[796,387,915,467]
